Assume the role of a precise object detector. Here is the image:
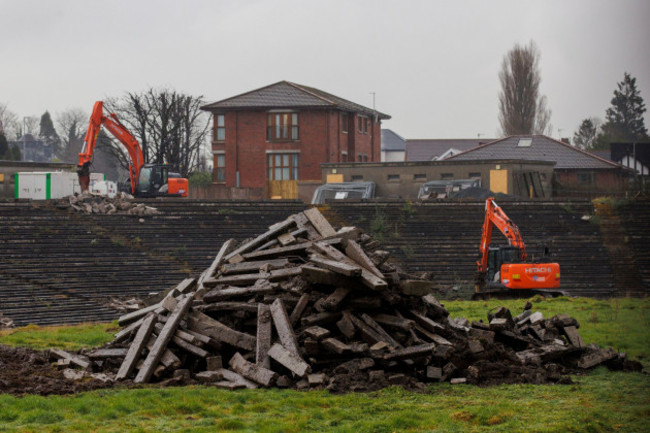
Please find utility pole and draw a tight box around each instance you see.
[22,117,27,161]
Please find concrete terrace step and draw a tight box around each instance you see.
[0,198,648,326]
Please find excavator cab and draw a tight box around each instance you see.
[486,246,521,283]
[136,164,188,197]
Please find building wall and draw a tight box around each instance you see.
[320,160,555,198]
[211,109,381,195]
[554,169,629,197]
[381,150,405,162]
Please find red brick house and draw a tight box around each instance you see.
[201,81,390,200]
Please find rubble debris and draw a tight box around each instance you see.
[52,192,160,216]
[0,311,15,329]
[10,207,643,395]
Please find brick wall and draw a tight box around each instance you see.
[211,110,382,193]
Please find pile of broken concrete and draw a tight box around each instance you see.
[54,192,159,216]
[49,208,641,392]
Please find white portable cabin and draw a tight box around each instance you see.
[14,171,80,199]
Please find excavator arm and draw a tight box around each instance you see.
[78,101,145,195]
[477,198,527,273]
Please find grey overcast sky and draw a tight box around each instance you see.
[1,0,649,140]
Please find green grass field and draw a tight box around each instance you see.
[1,297,648,433]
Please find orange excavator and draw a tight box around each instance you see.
[474,198,562,299]
[78,101,189,198]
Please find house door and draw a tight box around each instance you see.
[267,153,298,199]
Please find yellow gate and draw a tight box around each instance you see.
[267,180,298,199]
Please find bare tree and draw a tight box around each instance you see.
[104,88,210,177]
[498,41,552,136]
[55,108,88,163]
[0,103,20,139]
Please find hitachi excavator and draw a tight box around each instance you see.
[77,101,189,198]
[473,198,563,299]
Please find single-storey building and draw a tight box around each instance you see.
[446,135,632,196]
[0,161,76,199]
[320,159,555,199]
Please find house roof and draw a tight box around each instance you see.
[381,129,405,152]
[588,150,612,161]
[611,142,650,166]
[405,139,494,161]
[201,81,390,119]
[446,135,625,170]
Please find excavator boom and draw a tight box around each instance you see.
[78,101,144,195]
[477,198,527,272]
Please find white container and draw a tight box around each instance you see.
[90,180,117,198]
[15,171,80,199]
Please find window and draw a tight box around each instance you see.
[363,154,368,162]
[357,154,362,162]
[517,138,532,147]
[341,151,348,162]
[267,112,299,141]
[267,153,298,181]
[577,172,594,185]
[351,175,363,181]
[469,172,481,178]
[215,115,225,141]
[215,154,225,182]
[441,173,454,179]
[358,116,369,134]
[388,174,400,181]
[414,174,427,180]
[342,113,348,133]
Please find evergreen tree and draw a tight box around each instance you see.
[594,72,649,149]
[39,111,61,156]
[7,143,22,161]
[0,131,8,158]
[572,118,600,150]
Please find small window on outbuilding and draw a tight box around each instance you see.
[469,172,481,178]
[414,174,427,180]
[517,138,532,147]
[351,175,363,181]
[577,172,594,185]
[387,174,400,181]
[441,173,454,179]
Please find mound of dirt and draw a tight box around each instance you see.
[0,345,115,396]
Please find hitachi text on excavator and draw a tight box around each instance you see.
[77,101,189,198]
